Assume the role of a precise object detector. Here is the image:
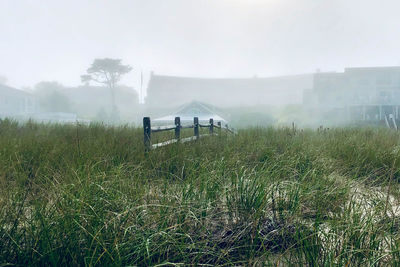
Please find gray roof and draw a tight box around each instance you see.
[154,101,227,122]
[0,84,34,98]
[146,73,313,107]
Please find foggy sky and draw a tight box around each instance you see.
[1,0,400,94]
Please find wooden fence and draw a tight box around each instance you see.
[143,116,235,151]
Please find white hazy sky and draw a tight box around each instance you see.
[1,0,400,94]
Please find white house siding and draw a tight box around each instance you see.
[0,85,37,117]
[310,67,400,108]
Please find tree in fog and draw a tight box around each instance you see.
[81,58,132,118]
[34,81,72,112]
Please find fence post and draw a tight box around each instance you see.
[209,118,214,135]
[217,121,221,135]
[143,117,151,152]
[194,117,199,139]
[175,117,181,140]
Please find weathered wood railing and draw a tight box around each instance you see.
[143,116,235,151]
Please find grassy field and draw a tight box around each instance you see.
[1,119,400,266]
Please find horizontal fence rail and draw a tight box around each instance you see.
[143,116,236,151]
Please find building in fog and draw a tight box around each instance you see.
[146,72,313,108]
[305,66,400,107]
[0,84,37,117]
[304,66,400,121]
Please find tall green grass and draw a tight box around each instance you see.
[1,119,400,265]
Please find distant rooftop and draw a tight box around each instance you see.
[149,72,313,82]
[154,101,227,122]
[0,84,34,97]
[146,72,314,107]
[345,66,400,72]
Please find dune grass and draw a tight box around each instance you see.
[1,119,400,265]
